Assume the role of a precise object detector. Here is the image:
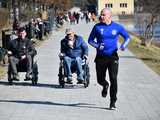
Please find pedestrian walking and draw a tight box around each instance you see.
[88,8,131,109]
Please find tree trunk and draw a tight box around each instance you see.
[141,15,156,47]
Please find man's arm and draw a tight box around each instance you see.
[119,26,131,50]
[7,39,15,55]
[88,26,99,48]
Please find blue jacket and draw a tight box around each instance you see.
[88,21,130,56]
[61,35,88,58]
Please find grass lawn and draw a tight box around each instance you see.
[127,36,160,75]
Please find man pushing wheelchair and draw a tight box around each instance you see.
[59,28,89,85]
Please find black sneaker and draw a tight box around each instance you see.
[109,101,116,110]
[101,84,109,98]
[66,78,73,84]
[77,80,84,84]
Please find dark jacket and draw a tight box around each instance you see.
[8,38,37,58]
[61,35,88,58]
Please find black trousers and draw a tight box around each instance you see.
[95,53,119,102]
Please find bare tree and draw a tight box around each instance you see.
[135,0,160,46]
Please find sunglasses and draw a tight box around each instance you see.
[67,33,72,36]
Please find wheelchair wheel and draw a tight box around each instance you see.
[32,62,38,85]
[58,65,65,88]
[83,63,90,88]
[8,65,13,85]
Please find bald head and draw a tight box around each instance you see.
[101,8,112,16]
[100,8,112,24]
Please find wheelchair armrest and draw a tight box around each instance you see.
[59,55,64,61]
[58,53,65,60]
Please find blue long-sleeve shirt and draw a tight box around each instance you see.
[88,21,130,56]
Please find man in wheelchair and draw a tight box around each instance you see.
[60,28,88,84]
[8,27,37,80]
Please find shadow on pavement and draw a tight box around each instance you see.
[0,99,111,110]
[0,80,87,89]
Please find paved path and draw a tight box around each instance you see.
[0,21,160,120]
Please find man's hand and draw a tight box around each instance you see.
[120,48,125,51]
[99,43,105,50]
[120,46,125,51]
[8,51,12,55]
[68,40,74,49]
[21,55,26,60]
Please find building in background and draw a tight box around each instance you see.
[98,0,134,15]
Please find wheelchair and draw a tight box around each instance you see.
[58,56,90,88]
[7,55,38,85]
